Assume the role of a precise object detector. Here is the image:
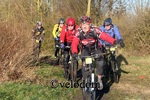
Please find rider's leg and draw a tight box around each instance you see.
[96,58,105,90]
[54,39,60,58]
[95,48,104,90]
[54,47,59,58]
[96,58,104,90]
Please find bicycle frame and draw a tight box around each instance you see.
[84,56,96,91]
[105,45,119,83]
[105,45,118,72]
[65,46,79,82]
[56,45,72,65]
[61,46,74,80]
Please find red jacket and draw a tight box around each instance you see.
[71,27,115,54]
[60,25,79,43]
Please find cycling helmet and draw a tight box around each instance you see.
[104,18,112,26]
[58,18,65,24]
[66,18,75,26]
[37,21,42,26]
[80,16,92,24]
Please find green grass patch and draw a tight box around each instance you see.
[0,82,77,100]
[35,64,64,79]
[0,63,79,100]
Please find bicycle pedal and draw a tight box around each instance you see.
[85,68,90,71]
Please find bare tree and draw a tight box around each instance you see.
[86,0,92,16]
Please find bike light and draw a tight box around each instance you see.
[85,57,92,64]
[110,47,115,51]
[36,40,39,43]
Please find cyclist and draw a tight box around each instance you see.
[32,21,45,63]
[52,18,65,58]
[100,18,125,77]
[71,16,116,90]
[60,17,79,78]
[99,18,125,47]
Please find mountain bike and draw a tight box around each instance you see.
[62,46,78,82]
[105,45,119,83]
[81,53,105,100]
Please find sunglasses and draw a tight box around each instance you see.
[68,25,74,27]
[80,18,91,23]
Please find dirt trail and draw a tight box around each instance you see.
[73,89,110,100]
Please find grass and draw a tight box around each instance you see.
[0,82,76,100]
[0,63,79,100]
[0,55,150,100]
[104,55,150,100]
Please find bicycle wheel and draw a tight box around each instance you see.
[82,75,91,100]
[82,74,96,100]
[67,61,71,80]
[57,55,63,66]
[91,90,96,100]
[71,59,78,82]
[111,60,119,83]
[57,49,63,66]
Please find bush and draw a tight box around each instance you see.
[0,21,33,80]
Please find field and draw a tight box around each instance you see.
[0,55,150,100]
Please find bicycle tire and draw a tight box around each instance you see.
[111,60,119,83]
[70,59,78,82]
[82,71,96,100]
[58,56,63,66]
[113,72,119,83]
[57,49,63,66]
[91,90,96,100]
[82,75,91,100]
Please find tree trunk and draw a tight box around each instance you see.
[86,0,92,17]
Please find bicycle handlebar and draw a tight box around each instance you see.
[57,45,71,49]
[78,53,106,59]
[105,45,118,50]
[64,46,70,49]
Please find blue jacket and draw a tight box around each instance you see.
[99,24,122,45]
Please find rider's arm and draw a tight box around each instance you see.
[99,32,115,44]
[113,25,122,40]
[52,24,58,38]
[71,31,80,54]
[60,26,66,43]
[95,28,115,44]
[99,26,105,45]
